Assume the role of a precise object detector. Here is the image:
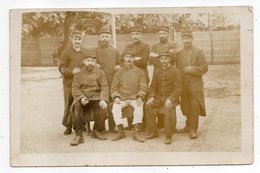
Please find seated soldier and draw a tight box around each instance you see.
[145,52,182,145]
[110,48,147,143]
[70,50,109,146]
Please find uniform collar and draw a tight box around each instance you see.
[162,64,172,70]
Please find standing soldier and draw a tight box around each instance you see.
[59,30,89,135]
[110,48,147,143]
[94,28,121,133]
[125,25,150,84]
[149,26,178,69]
[175,29,208,139]
[145,52,182,145]
[70,51,109,146]
[124,25,150,130]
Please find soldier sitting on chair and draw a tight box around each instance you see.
[145,52,182,145]
[70,50,109,146]
[110,48,147,143]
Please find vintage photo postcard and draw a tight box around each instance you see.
[10,7,253,166]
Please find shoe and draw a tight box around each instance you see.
[124,125,133,130]
[70,136,84,146]
[145,133,159,140]
[112,124,125,141]
[189,129,198,139]
[109,127,118,133]
[91,130,107,140]
[164,136,172,145]
[177,126,189,133]
[64,128,72,135]
[132,124,145,143]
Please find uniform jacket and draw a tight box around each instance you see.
[125,41,150,84]
[59,46,90,87]
[94,45,121,87]
[148,64,182,107]
[110,64,147,101]
[149,41,177,67]
[71,66,109,103]
[125,41,150,70]
[175,46,208,116]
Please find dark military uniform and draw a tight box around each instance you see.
[125,41,150,84]
[59,46,89,129]
[175,46,208,132]
[145,64,182,137]
[70,66,109,135]
[94,45,121,87]
[149,41,177,68]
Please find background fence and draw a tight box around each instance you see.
[21,31,240,66]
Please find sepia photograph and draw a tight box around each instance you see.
[9,7,253,166]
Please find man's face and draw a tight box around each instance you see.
[158,30,169,43]
[123,53,135,66]
[182,36,193,48]
[160,55,171,68]
[131,31,142,43]
[83,58,96,70]
[70,35,82,49]
[99,33,111,47]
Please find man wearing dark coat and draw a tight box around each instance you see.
[94,28,122,133]
[145,52,182,145]
[149,26,179,129]
[175,29,208,139]
[59,30,89,135]
[70,50,109,146]
[149,26,178,69]
[125,25,150,84]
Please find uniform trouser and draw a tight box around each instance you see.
[108,102,116,129]
[112,100,143,126]
[145,99,176,137]
[182,92,200,131]
[72,101,107,135]
[62,86,73,128]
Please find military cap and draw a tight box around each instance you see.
[99,27,111,34]
[131,24,143,33]
[70,30,84,38]
[123,47,136,56]
[159,52,170,57]
[84,49,96,59]
[158,25,170,33]
[181,28,193,37]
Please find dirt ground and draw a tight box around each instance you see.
[20,64,240,153]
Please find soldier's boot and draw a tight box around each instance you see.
[112,124,125,141]
[70,131,84,146]
[164,136,172,145]
[133,124,145,143]
[189,129,198,139]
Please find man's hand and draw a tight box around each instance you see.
[164,99,172,107]
[169,48,179,54]
[114,65,121,72]
[146,97,154,106]
[114,97,121,104]
[81,97,89,105]
[149,52,159,58]
[135,56,142,61]
[72,68,81,74]
[184,65,192,74]
[95,63,101,69]
[99,100,108,109]
[136,97,143,107]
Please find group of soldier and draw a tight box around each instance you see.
[58,25,208,146]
